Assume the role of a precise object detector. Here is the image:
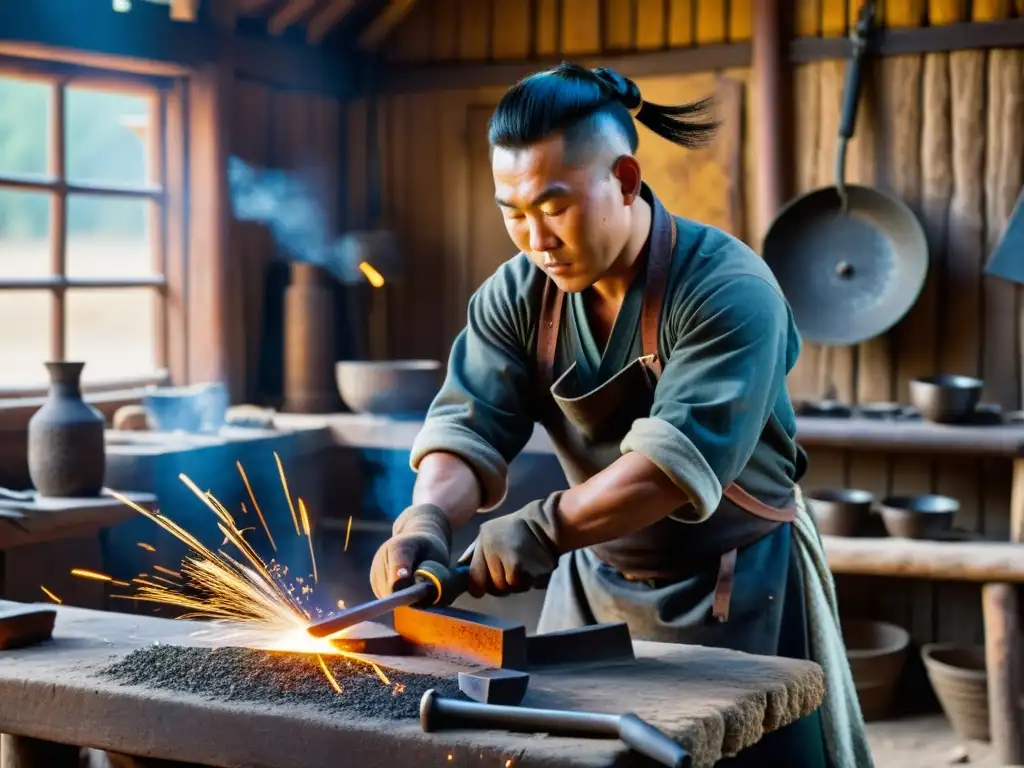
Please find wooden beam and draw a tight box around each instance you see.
[374,17,1024,94]
[378,42,751,92]
[269,0,316,35]
[235,0,276,13]
[823,536,1024,582]
[358,0,419,49]
[795,417,1024,457]
[169,0,201,22]
[307,0,356,44]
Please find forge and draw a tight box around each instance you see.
[0,600,826,768]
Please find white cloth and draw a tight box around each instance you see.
[792,487,875,768]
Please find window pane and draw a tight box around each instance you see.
[0,291,52,388]
[65,87,150,187]
[67,195,153,278]
[67,288,159,381]
[0,190,52,277]
[0,77,50,177]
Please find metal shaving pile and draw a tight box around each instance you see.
[101,645,464,719]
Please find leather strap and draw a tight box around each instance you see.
[712,548,738,622]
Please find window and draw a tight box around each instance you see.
[0,69,172,394]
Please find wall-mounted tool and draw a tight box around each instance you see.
[419,690,692,768]
[762,0,929,392]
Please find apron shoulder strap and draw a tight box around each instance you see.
[640,203,677,378]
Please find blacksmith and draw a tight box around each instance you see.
[369,63,870,768]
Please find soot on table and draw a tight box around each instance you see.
[101,645,465,719]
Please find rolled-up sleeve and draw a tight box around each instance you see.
[411,263,537,511]
[620,273,792,522]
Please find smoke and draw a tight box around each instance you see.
[227,156,364,284]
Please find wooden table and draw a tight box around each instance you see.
[0,602,824,768]
[0,491,156,609]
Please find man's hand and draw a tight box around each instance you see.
[467,493,564,598]
[369,504,452,598]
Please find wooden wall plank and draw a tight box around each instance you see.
[982,46,1024,409]
[694,0,726,44]
[886,0,925,27]
[604,0,634,50]
[667,0,695,45]
[535,0,561,56]
[820,0,847,36]
[560,0,601,54]
[229,79,272,403]
[785,62,822,403]
[728,0,753,41]
[430,0,460,61]
[387,0,432,61]
[973,0,1015,21]
[816,60,855,404]
[796,0,822,36]
[457,0,490,59]
[492,0,532,59]
[636,0,667,50]
[927,0,964,25]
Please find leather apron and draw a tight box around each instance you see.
[533,189,799,645]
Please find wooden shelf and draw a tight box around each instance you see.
[822,535,1024,583]
[796,417,1024,457]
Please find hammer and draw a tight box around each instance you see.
[306,541,476,639]
[420,690,692,768]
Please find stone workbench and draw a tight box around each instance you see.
[0,602,825,768]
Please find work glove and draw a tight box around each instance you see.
[369,503,451,598]
[468,492,564,599]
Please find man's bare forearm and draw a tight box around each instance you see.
[411,452,482,530]
[555,452,690,550]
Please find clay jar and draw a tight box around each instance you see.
[27,362,106,498]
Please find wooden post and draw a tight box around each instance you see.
[0,735,79,768]
[751,0,789,245]
[982,583,1024,765]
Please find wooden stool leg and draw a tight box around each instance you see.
[982,583,1024,765]
[0,734,80,768]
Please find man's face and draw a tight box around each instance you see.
[491,134,632,293]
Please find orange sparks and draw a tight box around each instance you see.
[368,660,390,686]
[274,451,301,537]
[358,260,385,288]
[111,580,132,587]
[392,682,406,696]
[298,498,318,584]
[344,515,353,552]
[71,568,112,582]
[39,586,62,604]
[237,461,276,552]
[316,655,342,693]
[137,542,156,552]
[153,565,183,579]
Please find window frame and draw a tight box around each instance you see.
[0,53,188,399]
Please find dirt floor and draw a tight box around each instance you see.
[867,715,999,767]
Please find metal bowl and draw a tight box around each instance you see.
[335,360,443,417]
[909,374,984,424]
[807,488,875,537]
[878,494,959,539]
